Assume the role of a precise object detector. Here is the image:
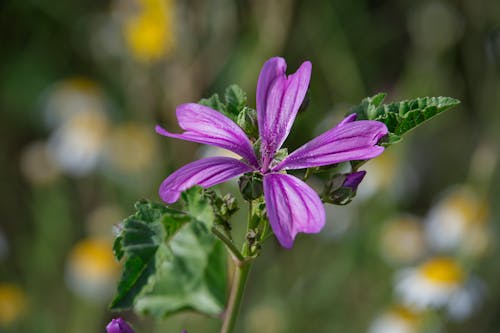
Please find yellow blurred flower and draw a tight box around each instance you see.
[369,305,422,333]
[425,186,490,257]
[105,123,157,173]
[379,215,426,265]
[65,238,120,302]
[124,0,175,62]
[396,257,465,309]
[0,283,26,326]
[396,256,484,320]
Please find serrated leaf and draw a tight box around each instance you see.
[110,194,227,318]
[110,201,187,310]
[350,95,460,139]
[224,84,247,118]
[199,93,226,114]
[181,186,215,226]
[379,133,402,147]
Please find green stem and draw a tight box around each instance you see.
[220,262,252,333]
[212,226,245,264]
[220,201,255,333]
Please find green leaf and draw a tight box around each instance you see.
[110,192,227,318]
[224,84,247,118]
[199,93,226,114]
[350,94,460,138]
[181,186,215,226]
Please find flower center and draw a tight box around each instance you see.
[420,257,464,284]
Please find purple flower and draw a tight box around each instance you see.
[106,318,135,333]
[156,57,388,248]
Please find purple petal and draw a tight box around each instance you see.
[156,103,258,167]
[159,157,253,203]
[256,58,312,171]
[275,118,388,170]
[263,173,325,248]
[106,318,135,333]
[343,170,366,191]
[338,113,357,125]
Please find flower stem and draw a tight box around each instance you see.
[220,261,252,333]
[220,201,255,333]
[212,226,245,264]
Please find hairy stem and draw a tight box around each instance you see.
[220,201,254,333]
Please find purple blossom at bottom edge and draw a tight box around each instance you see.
[106,318,135,333]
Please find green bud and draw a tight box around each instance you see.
[322,171,366,205]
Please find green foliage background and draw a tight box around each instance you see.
[1,0,500,332]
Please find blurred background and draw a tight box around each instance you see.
[1,0,500,332]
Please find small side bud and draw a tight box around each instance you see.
[322,171,366,205]
[342,171,366,191]
[106,318,135,333]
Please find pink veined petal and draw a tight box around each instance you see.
[256,59,312,171]
[274,118,388,170]
[156,103,258,167]
[256,57,287,118]
[263,173,325,248]
[159,157,253,203]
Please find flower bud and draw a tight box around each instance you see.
[322,171,366,205]
[106,318,135,333]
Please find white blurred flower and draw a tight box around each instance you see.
[395,257,482,320]
[42,78,107,129]
[379,215,426,265]
[425,186,490,257]
[47,109,109,176]
[19,141,61,186]
[446,278,484,321]
[396,257,465,309]
[368,305,422,333]
[65,238,120,302]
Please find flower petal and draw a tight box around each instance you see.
[263,173,325,248]
[275,118,388,170]
[159,157,253,203]
[256,58,312,171]
[156,103,258,167]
